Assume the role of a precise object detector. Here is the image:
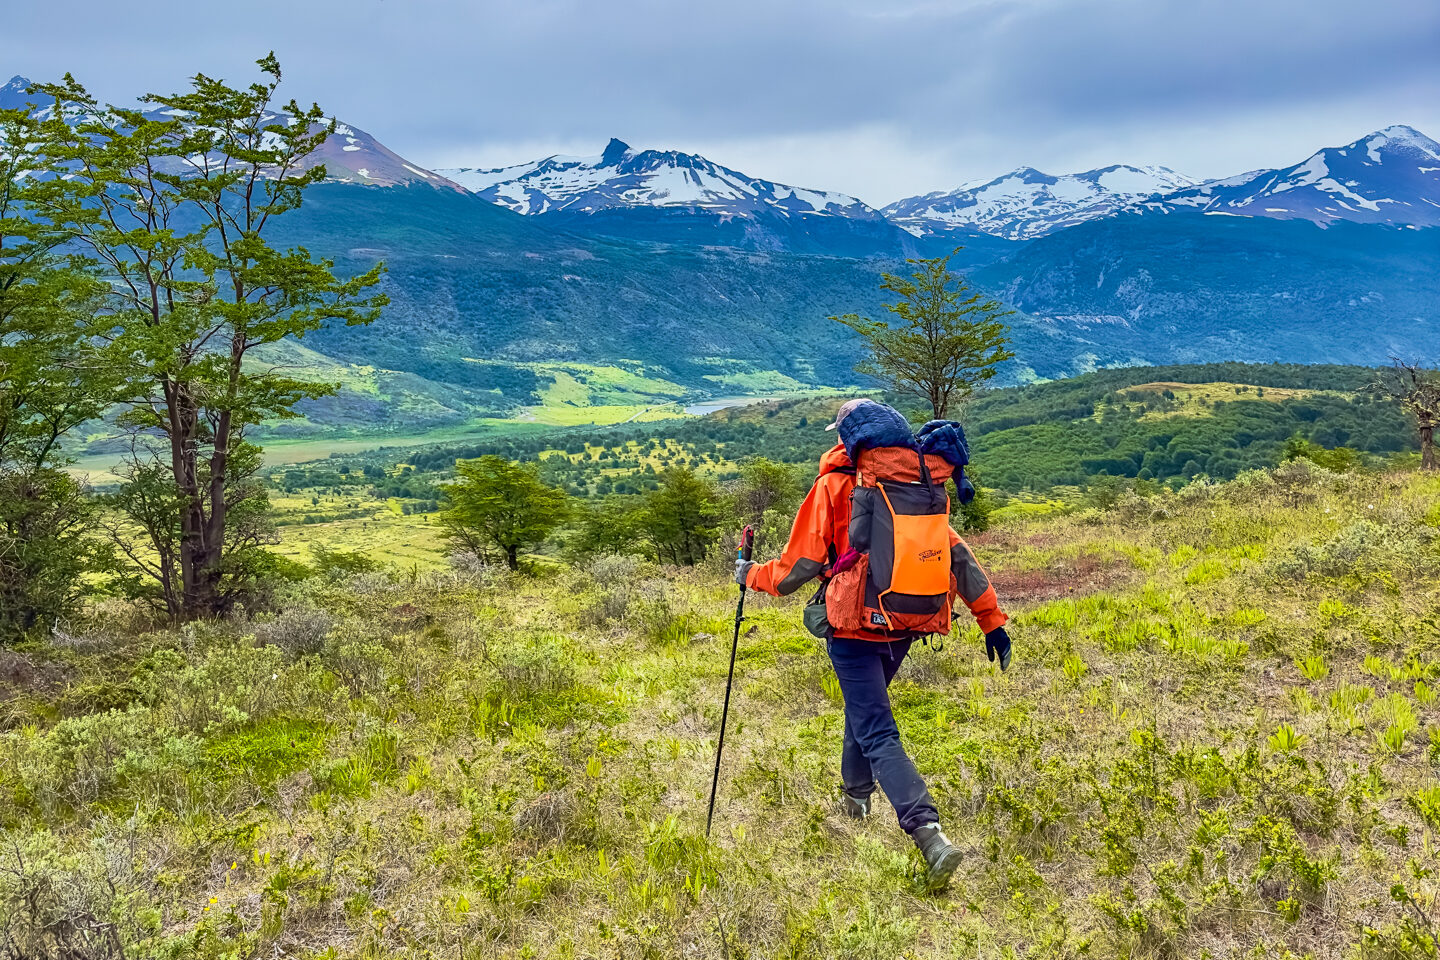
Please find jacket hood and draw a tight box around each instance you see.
[818,442,853,475]
[835,401,916,462]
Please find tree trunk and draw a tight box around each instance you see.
[506,544,519,570]
[167,383,224,620]
[1421,422,1436,471]
[165,381,204,620]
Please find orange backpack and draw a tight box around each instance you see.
[826,447,957,638]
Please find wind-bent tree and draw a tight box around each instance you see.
[28,55,387,618]
[1377,359,1440,471]
[832,252,1014,420]
[0,103,110,638]
[441,456,569,570]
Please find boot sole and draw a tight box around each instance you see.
[926,847,963,890]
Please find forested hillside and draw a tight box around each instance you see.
[973,214,1440,368]
[361,364,1414,500]
[261,189,1440,432]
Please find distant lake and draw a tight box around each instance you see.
[684,396,774,416]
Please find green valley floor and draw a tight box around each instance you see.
[3,462,1440,958]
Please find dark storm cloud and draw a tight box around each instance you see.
[2,0,1436,202]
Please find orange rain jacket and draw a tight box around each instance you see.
[745,442,1008,641]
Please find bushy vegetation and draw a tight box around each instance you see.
[3,461,1439,957]
[383,364,1416,500]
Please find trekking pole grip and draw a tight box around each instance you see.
[737,525,755,565]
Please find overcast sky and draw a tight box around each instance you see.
[4,0,1437,206]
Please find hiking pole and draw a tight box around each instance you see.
[707,524,754,838]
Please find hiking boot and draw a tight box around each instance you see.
[912,823,963,890]
[840,786,874,820]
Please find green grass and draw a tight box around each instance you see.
[268,489,451,570]
[6,463,1440,958]
[1118,380,1339,420]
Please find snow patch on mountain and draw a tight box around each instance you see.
[440,139,885,221]
[1146,125,1440,226]
[882,164,1198,240]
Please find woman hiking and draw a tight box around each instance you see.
[734,398,1012,889]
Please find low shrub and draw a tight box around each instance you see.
[252,605,334,659]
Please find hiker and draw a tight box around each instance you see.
[734,398,1011,889]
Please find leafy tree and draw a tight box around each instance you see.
[0,470,94,638]
[1376,360,1440,471]
[832,252,1014,419]
[568,496,649,560]
[731,457,803,525]
[29,56,387,618]
[728,456,805,553]
[0,100,110,639]
[441,456,568,570]
[644,468,721,566]
[309,543,379,580]
[1281,436,1365,472]
[952,466,999,533]
[101,444,277,615]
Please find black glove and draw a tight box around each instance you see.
[734,558,755,587]
[985,627,1012,671]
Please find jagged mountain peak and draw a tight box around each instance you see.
[599,137,632,164]
[439,140,881,221]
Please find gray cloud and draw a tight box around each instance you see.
[2,0,1436,204]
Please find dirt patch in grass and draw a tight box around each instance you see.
[990,553,1138,604]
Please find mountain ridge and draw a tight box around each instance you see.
[883,164,1198,240]
[437,137,931,257]
[440,137,882,220]
[1141,124,1440,227]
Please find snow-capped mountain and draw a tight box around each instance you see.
[1,74,464,191]
[441,138,886,222]
[277,117,466,191]
[1145,125,1440,226]
[437,138,932,257]
[0,75,34,111]
[883,165,1198,241]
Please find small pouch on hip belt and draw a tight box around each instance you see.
[803,580,833,639]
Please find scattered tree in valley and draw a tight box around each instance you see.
[28,55,387,618]
[832,251,1014,420]
[441,456,569,569]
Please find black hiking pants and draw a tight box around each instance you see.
[826,636,938,834]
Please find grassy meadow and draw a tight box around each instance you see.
[4,459,1440,958]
